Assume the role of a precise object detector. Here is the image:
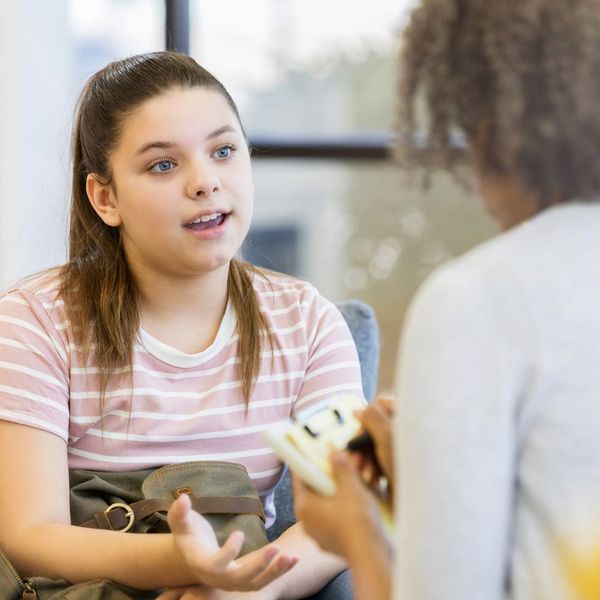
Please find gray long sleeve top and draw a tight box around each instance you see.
[394,202,600,599]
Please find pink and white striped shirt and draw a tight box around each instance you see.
[0,269,362,526]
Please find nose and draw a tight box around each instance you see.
[186,161,221,199]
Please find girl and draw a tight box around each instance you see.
[294,1,600,599]
[0,51,363,598]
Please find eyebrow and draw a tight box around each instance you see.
[135,125,238,156]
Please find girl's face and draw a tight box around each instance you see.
[87,86,253,280]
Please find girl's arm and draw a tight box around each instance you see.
[244,520,347,600]
[0,421,294,591]
[158,521,352,600]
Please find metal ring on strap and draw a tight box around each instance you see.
[104,502,135,532]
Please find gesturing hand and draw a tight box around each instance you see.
[157,584,261,600]
[168,493,298,591]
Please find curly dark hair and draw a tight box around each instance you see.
[399,0,600,203]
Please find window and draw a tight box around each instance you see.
[70,0,164,86]
[187,1,496,386]
[64,0,497,386]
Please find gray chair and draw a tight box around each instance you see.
[268,300,380,600]
[337,300,379,403]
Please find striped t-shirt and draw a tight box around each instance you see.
[0,269,362,526]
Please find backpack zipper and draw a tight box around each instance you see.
[0,549,37,599]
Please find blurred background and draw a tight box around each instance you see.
[0,0,497,389]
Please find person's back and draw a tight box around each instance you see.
[397,202,600,599]
[494,203,600,599]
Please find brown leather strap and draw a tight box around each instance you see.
[79,495,265,531]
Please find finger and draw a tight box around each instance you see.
[167,493,194,534]
[246,553,299,590]
[221,544,282,588]
[375,394,395,415]
[290,471,303,497]
[369,468,382,489]
[167,494,218,554]
[358,402,390,441]
[330,451,379,516]
[168,494,217,540]
[359,460,377,485]
[182,535,243,576]
[290,473,313,520]
[290,472,325,520]
[209,530,245,571]
[348,450,366,471]
[375,389,395,401]
[330,450,363,488]
[290,472,316,504]
[168,494,243,574]
[359,406,394,479]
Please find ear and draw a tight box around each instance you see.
[86,174,122,227]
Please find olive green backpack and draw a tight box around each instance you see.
[0,461,268,599]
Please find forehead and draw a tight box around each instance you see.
[116,87,241,153]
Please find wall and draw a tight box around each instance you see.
[0,0,74,289]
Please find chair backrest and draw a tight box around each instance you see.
[268,300,380,542]
[336,299,380,402]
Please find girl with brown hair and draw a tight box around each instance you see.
[0,51,363,598]
[294,1,600,599]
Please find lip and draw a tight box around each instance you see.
[183,212,231,240]
[183,209,231,227]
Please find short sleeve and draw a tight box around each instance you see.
[0,289,70,441]
[292,290,363,416]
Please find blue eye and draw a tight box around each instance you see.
[213,145,234,159]
[150,159,175,173]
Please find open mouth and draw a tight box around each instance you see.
[184,212,230,231]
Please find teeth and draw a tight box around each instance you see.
[191,212,222,224]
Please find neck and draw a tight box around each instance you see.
[131,261,231,353]
[478,172,547,230]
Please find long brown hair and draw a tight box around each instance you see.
[60,51,270,408]
[399,0,600,203]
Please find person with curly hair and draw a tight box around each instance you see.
[292,1,600,599]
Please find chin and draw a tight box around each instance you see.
[194,255,234,274]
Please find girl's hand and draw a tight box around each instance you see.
[157,586,217,600]
[157,585,263,600]
[168,494,298,591]
[355,394,395,487]
[291,451,386,561]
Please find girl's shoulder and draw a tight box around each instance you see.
[0,268,69,352]
[250,268,320,306]
[249,268,341,331]
[1,267,63,308]
[0,268,66,330]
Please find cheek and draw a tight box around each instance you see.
[117,180,170,223]
[241,191,254,227]
[232,170,254,212]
